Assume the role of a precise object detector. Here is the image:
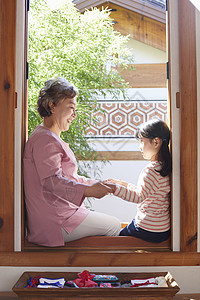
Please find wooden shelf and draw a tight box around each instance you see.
[23,236,171,251]
[12,271,179,299]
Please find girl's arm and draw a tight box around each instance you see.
[105,178,129,187]
[113,167,159,204]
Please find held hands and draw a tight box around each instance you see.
[102,182,116,194]
[84,181,116,199]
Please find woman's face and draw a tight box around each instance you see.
[51,97,77,134]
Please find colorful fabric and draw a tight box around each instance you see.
[25,276,41,288]
[93,275,118,282]
[130,278,157,288]
[37,277,65,288]
[73,270,98,288]
[100,283,112,288]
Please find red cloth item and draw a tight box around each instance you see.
[73,270,98,288]
[25,275,41,288]
[130,278,157,288]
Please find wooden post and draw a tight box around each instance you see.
[0,0,16,251]
[178,0,198,251]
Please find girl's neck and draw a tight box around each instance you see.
[151,153,159,162]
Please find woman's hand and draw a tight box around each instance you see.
[84,181,115,199]
[105,178,128,188]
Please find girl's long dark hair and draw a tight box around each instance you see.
[136,119,171,177]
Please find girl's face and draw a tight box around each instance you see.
[51,97,77,135]
[139,136,161,161]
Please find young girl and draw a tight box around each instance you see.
[107,119,171,243]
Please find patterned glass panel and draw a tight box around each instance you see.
[85,100,167,138]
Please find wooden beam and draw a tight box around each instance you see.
[97,150,144,160]
[0,0,16,251]
[1,292,199,300]
[106,3,166,51]
[1,251,200,266]
[0,293,18,300]
[178,0,198,252]
[78,151,143,161]
[76,0,166,24]
[23,236,170,251]
[117,63,167,88]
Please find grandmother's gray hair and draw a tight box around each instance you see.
[37,77,78,118]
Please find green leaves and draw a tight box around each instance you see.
[28,0,134,175]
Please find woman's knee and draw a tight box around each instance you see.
[106,216,121,236]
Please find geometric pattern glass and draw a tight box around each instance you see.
[85,100,167,138]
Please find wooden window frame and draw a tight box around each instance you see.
[22,0,170,252]
[0,0,16,252]
[0,0,199,267]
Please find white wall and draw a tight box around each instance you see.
[14,0,25,252]
[127,38,166,63]
[81,160,148,222]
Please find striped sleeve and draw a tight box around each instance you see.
[114,166,160,204]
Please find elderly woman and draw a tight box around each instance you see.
[24,77,121,247]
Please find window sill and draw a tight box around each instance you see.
[23,236,171,252]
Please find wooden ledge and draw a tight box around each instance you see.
[2,292,200,300]
[0,292,18,300]
[2,293,200,300]
[23,236,171,251]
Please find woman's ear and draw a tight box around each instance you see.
[49,101,55,113]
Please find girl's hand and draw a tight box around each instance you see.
[102,182,116,194]
[106,178,128,188]
[84,181,113,199]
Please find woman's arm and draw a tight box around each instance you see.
[31,135,110,206]
[84,181,115,198]
[42,175,114,207]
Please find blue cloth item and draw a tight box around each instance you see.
[93,275,118,282]
[119,219,170,243]
[37,277,65,288]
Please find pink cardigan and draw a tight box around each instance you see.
[23,125,96,246]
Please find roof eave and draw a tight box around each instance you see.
[74,0,166,24]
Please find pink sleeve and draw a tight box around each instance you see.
[33,135,64,180]
[32,134,86,206]
[43,175,86,207]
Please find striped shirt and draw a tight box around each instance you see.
[114,161,170,232]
